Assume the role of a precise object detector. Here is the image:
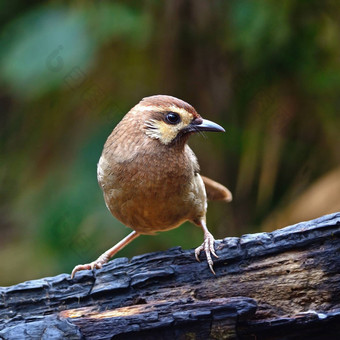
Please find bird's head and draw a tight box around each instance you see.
[132,95,225,146]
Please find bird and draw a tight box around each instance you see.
[71,95,232,278]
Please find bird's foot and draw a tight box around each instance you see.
[195,232,218,274]
[71,253,109,279]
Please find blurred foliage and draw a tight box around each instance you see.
[0,0,339,285]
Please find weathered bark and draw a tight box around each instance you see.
[0,212,339,339]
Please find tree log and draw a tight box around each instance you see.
[0,212,339,339]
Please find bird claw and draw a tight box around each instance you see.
[71,254,108,279]
[195,232,218,275]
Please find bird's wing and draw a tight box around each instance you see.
[201,175,232,202]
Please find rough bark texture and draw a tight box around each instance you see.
[0,212,339,339]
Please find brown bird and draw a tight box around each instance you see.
[71,95,232,278]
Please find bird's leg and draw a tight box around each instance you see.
[71,230,140,278]
[194,220,218,274]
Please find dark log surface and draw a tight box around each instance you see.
[0,212,339,339]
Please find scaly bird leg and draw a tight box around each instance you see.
[71,230,140,278]
[194,220,218,274]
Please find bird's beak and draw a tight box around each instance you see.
[190,118,225,133]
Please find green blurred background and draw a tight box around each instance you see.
[1,0,339,286]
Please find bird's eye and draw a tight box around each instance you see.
[165,112,181,124]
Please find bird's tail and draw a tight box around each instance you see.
[201,175,232,202]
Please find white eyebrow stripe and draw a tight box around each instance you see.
[137,105,192,118]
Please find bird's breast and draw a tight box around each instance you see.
[98,146,205,234]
